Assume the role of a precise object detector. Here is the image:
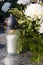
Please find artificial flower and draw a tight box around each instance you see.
[1,2,11,12]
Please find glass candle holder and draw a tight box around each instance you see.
[6,14,19,54]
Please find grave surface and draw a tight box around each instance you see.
[0,33,43,65]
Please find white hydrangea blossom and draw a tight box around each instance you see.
[24,4,43,33]
[1,2,11,12]
[17,0,30,5]
[24,4,43,19]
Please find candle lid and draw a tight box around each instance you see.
[6,14,19,30]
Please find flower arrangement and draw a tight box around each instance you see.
[8,1,43,63]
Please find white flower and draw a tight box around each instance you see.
[1,2,11,12]
[24,4,43,19]
[17,0,30,5]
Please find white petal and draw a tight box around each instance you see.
[24,4,43,19]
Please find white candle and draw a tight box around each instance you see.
[6,34,18,54]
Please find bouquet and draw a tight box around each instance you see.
[9,1,43,63]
